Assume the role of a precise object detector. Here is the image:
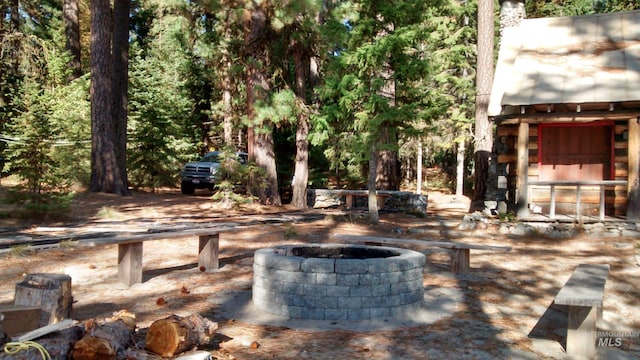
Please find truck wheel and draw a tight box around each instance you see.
[181,181,195,195]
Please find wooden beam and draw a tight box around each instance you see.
[13,319,74,342]
[332,234,511,251]
[628,118,640,220]
[497,110,640,124]
[0,306,42,337]
[517,122,530,218]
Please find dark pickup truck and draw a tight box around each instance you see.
[179,151,247,194]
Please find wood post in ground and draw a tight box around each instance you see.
[450,248,470,274]
[198,234,220,271]
[118,242,143,286]
[14,273,72,326]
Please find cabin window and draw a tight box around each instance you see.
[539,122,613,181]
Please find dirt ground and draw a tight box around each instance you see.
[0,190,639,359]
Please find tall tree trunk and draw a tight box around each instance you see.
[9,0,18,32]
[375,130,399,190]
[416,141,423,194]
[368,145,379,224]
[290,42,309,210]
[255,131,281,205]
[89,0,127,195]
[244,5,281,206]
[222,13,234,146]
[472,0,494,209]
[375,20,398,191]
[63,0,82,81]
[222,88,233,145]
[456,139,465,199]
[0,0,19,108]
[111,0,130,195]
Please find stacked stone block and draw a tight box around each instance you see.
[252,244,426,321]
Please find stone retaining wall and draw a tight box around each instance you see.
[307,189,427,214]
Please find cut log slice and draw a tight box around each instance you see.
[146,314,218,357]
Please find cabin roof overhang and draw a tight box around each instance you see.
[489,10,640,120]
[493,103,640,125]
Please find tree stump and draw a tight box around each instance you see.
[145,314,218,357]
[14,273,72,327]
[71,310,136,360]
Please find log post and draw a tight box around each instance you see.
[14,273,72,327]
[628,117,640,220]
[516,122,529,218]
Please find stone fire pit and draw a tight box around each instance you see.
[252,244,426,321]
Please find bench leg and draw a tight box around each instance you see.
[118,243,143,286]
[450,249,470,274]
[198,234,220,271]
[566,305,597,359]
[345,194,353,209]
[376,196,385,210]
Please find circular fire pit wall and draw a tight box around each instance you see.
[252,244,426,320]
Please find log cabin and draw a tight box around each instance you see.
[489,10,640,222]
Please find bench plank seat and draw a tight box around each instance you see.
[554,264,609,307]
[80,224,241,247]
[78,224,242,287]
[554,264,609,359]
[333,234,511,274]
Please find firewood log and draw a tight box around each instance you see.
[71,310,136,360]
[145,314,218,357]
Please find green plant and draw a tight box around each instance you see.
[9,244,32,257]
[59,239,74,249]
[499,212,516,222]
[211,148,269,205]
[283,225,298,239]
[3,189,75,221]
[404,209,426,218]
[96,206,125,220]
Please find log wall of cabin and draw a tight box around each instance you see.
[496,120,629,217]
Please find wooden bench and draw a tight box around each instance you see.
[321,190,392,210]
[339,190,392,210]
[79,223,242,287]
[553,263,609,359]
[333,234,512,274]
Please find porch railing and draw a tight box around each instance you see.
[527,180,628,220]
